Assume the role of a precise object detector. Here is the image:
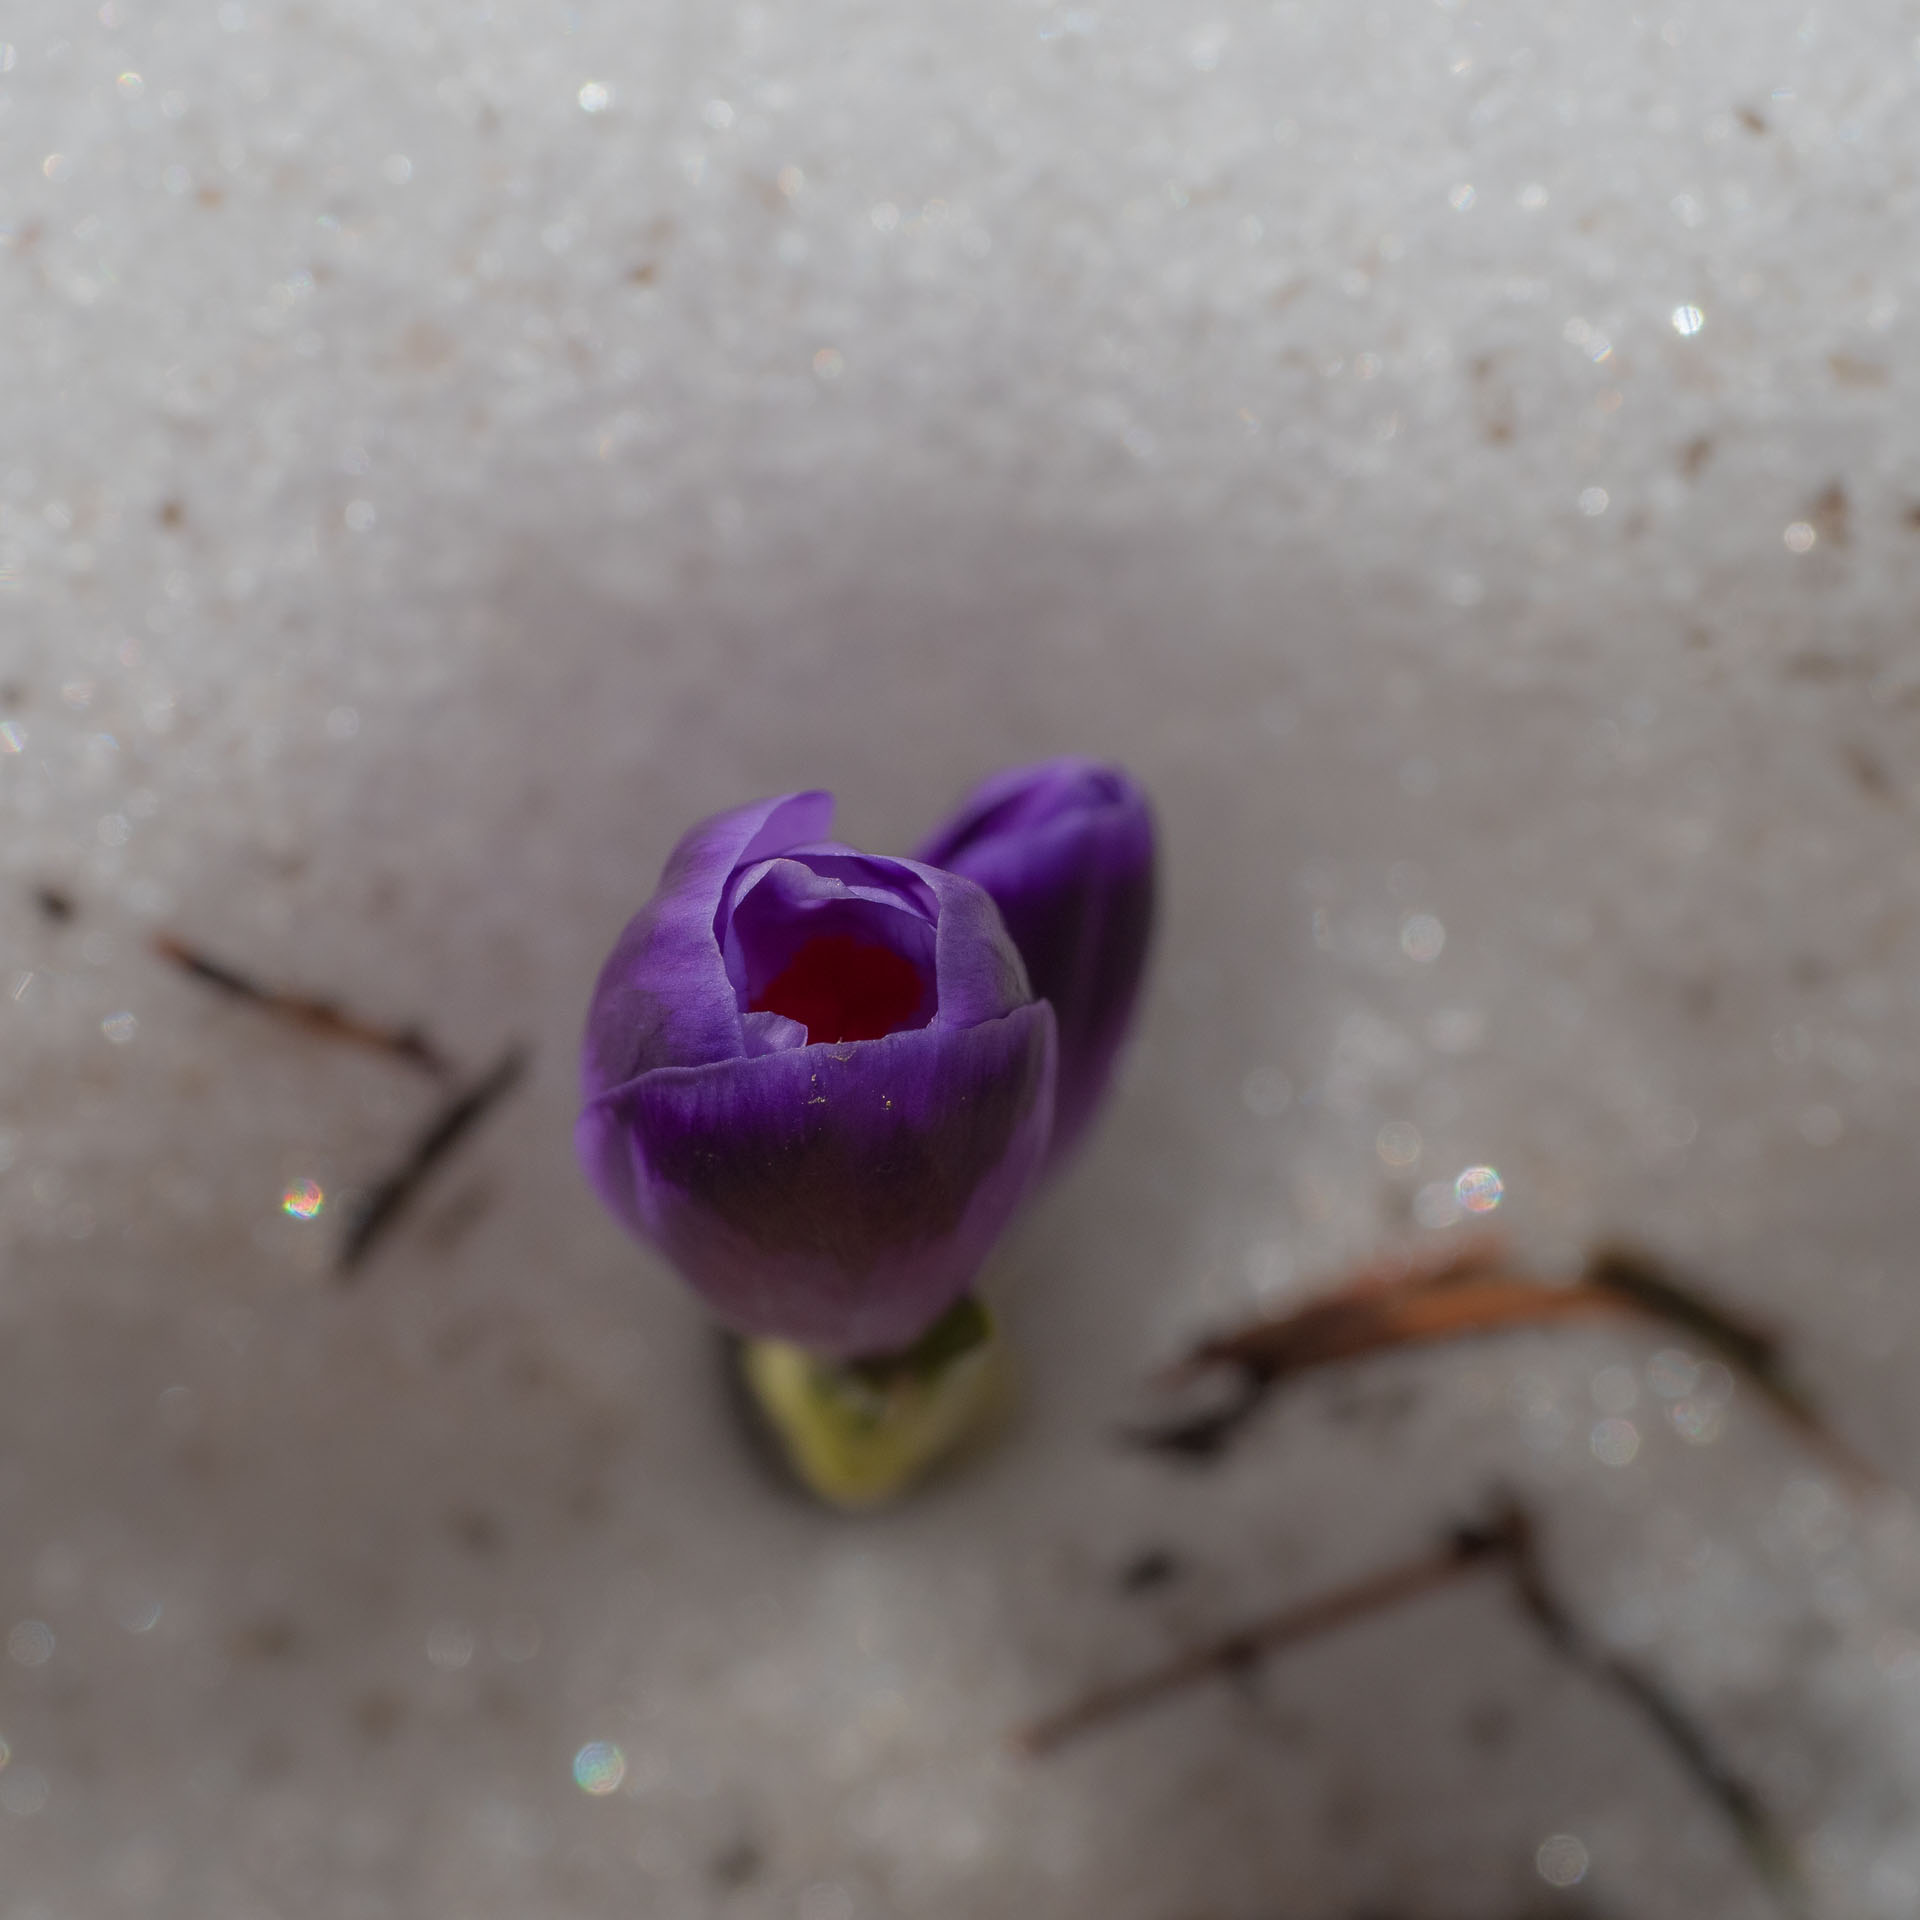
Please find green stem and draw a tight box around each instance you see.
[740,1297,1009,1510]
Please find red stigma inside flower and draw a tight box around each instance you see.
[752,935,926,1044]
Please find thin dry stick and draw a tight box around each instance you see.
[1583,1244,1879,1488]
[336,1044,528,1279]
[152,932,454,1077]
[1018,1500,1806,1918]
[1017,1520,1507,1758]
[1495,1502,1809,1920]
[1133,1241,1880,1491]
[1156,1236,1514,1387]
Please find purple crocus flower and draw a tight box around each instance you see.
[918,759,1155,1165]
[577,792,1057,1359]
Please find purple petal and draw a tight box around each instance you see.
[741,1010,809,1056]
[918,759,1154,1162]
[914,859,1038,1030]
[579,1002,1057,1356]
[723,847,938,1029]
[581,791,833,1100]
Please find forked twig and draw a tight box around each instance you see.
[1131,1238,1878,1489]
[1017,1498,1807,1918]
[336,1044,528,1279]
[153,932,454,1077]
[1499,1512,1806,1917]
[1019,1520,1504,1757]
[152,931,524,1280]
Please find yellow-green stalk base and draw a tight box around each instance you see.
[740,1303,1009,1511]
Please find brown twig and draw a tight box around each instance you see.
[1495,1502,1809,1919]
[336,1044,528,1279]
[1018,1519,1508,1757]
[1018,1498,1806,1918]
[1131,1240,1879,1491]
[1156,1236,1513,1387]
[152,932,454,1078]
[1582,1245,1878,1487]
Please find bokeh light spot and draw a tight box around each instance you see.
[7,1622,53,1667]
[281,1179,324,1220]
[1536,1833,1590,1886]
[1400,912,1445,963]
[1590,1416,1640,1467]
[574,1741,626,1795]
[1454,1165,1504,1213]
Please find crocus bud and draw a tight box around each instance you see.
[577,792,1057,1359]
[918,759,1154,1164]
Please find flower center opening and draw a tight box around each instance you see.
[750,934,927,1044]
